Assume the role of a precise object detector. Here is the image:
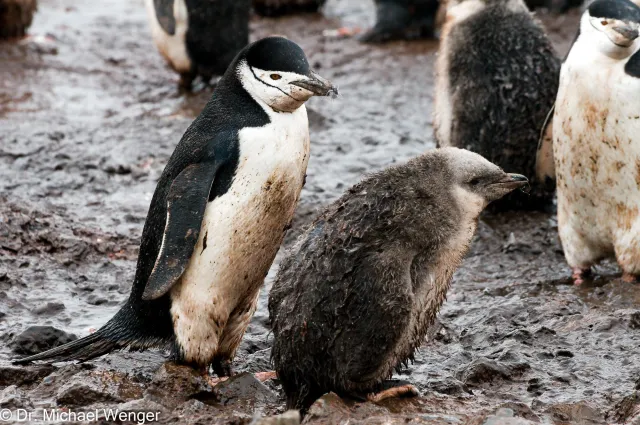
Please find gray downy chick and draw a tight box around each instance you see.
[268,147,528,410]
[434,0,560,211]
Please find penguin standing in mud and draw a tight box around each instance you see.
[14,37,337,377]
[0,0,37,39]
[145,0,250,90]
[252,0,325,17]
[434,0,560,210]
[269,148,528,410]
[553,0,640,284]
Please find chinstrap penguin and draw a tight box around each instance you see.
[0,0,36,39]
[252,0,325,17]
[434,0,560,210]
[14,37,337,377]
[553,0,640,284]
[269,147,528,410]
[144,0,251,90]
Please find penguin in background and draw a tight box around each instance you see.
[553,0,640,284]
[252,0,325,17]
[360,0,441,43]
[145,0,251,90]
[434,0,560,210]
[14,37,337,377]
[0,0,37,39]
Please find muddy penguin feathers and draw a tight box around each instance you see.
[434,0,560,211]
[0,0,37,39]
[269,148,528,410]
[14,37,337,371]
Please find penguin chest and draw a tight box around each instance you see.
[144,0,191,73]
[554,53,640,242]
[170,109,310,363]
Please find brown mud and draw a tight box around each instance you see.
[2,1,639,424]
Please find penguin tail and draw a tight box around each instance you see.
[12,303,171,365]
[12,328,121,365]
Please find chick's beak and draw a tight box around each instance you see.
[291,71,338,97]
[493,173,529,190]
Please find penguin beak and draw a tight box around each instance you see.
[612,24,639,41]
[291,71,338,97]
[492,173,529,190]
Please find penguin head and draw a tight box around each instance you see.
[235,37,337,113]
[581,0,640,56]
[445,0,527,25]
[441,148,529,208]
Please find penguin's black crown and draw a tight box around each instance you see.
[244,37,311,75]
[588,0,640,22]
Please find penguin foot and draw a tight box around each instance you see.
[178,71,196,92]
[212,358,233,378]
[622,273,638,283]
[206,371,277,387]
[367,384,419,403]
[572,267,591,286]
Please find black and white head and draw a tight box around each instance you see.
[234,36,337,113]
[579,0,640,57]
[440,147,528,211]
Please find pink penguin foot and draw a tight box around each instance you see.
[572,267,591,286]
[622,273,638,283]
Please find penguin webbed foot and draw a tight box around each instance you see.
[212,357,233,378]
[572,267,592,286]
[365,381,419,403]
[622,273,639,283]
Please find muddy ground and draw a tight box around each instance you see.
[1,0,639,424]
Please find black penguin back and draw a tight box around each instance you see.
[184,0,251,79]
[444,5,560,211]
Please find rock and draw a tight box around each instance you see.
[213,372,278,405]
[303,393,350,423]
[0,365,54,386]
[56,370,142,407]
[11,326,77,355]
[456,358,510,385]
[482,408,536,425]
[253,410,301,425]
[424,377,470,395]
[33,302,65,315]
[545,402,605,424]
[0,385,33,409]
[145,362,209,403]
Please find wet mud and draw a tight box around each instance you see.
[2,0,639,424]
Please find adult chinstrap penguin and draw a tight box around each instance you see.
[14,37,337,377]
[434,0,560,211]
[269,148,528,411]
[553,0,640,284]
[144,0,251,90]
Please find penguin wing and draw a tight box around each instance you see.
[153,0,176,35]
[625,49,640,78]
[142,159,223,301]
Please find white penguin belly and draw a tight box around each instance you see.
[554,50,640,268]
[144,0,191,73]
[170,107,310,364]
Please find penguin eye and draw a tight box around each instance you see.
[469,178,481,186]
[601,20,608,26]
[270,74,282,80]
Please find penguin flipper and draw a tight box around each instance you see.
[153,0,176,35]
[625,49,640,78]
[535,103,556,183]
[142,160,222,301]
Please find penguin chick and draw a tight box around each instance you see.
[269,147,528,410]
[553,0,640,284]
[434,0,560,210]
[0,0,36,39]
[252,0,325,17]
[14,37,337,377]
[144,0,251,90]
[360,0,441,43]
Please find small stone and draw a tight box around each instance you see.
[33,302,65,315]
[214,372,277,405]
[146,362,209,402]
[253,410,301,425]
[457,358,510,385]
[0,365,54,386]
[11,326,77,355]
[305,393,350,420]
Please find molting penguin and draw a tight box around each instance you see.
[553,0,640,284]
[434,0,560,210]
[0,0,37,39]
[144,0,250,90]
[269,148,528,410]
[252,0,325,17]
[14,37,337,377]
[360,0,441,42]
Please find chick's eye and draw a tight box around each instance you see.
[469,178,480,186]
[270,74,282,80]
[601,20,608,25]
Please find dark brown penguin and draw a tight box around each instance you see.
[269,147,528,410]
[0,0,36,39]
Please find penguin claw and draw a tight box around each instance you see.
[367,384,419,403]
[622,273,638,283]
[572,267,591,286]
